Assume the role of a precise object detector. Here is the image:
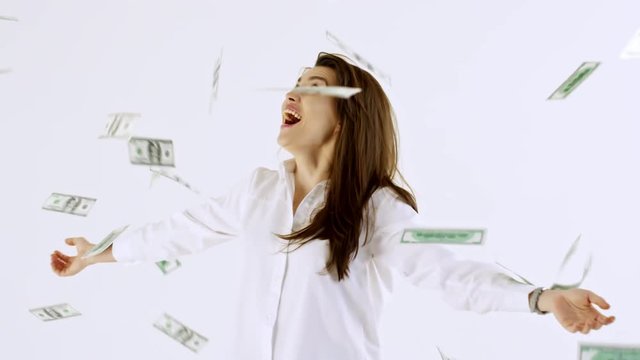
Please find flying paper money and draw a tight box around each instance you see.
[209,49,223,113]
[548,62,600,100]
[0,16,18,21]
[326,30,391,85]
[30,303,81,321]
[495,261,535,286]
[437,346,456,360]
[621,28,640,59]
[82,224,130,259]
[580,343,640,360]
[401,228,485,245]
[42,193,96,217]
[153,313,209,353]
[128,137,175,167]
[99,112,139,139]
[550,234,592,290]
[260,86,362,99]
[156,259,182,275]
[149,168,201,195]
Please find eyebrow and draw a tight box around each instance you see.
[296,75,329,85]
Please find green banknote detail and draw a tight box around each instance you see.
[401,228,485,245]
[580,344,640,360]
[548,62,600,100]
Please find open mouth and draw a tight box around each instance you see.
[283,109,302,126]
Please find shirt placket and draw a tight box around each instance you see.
[265,173,324,359]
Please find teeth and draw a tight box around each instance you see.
[283,108,302,121]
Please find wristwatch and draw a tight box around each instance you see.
[529,287,549,315]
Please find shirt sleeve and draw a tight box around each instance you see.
[368,190,537,314]
[111,168,257,263]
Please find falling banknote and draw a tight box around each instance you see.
[580,343,640,360]
[42,193,96,217]
[326,30,391,85]
[0,16,19,21]
[548,62,600,100]
[260,86,362,99]
[495,261,535,286]
[149,168,201,195]
[82,224,130,259]
[621,28,640,59]
[437,346,456,360]
[209,49,223,113]
[401,228,485,245]
[128,137,175,167]
[153,313,209,353]
[550,234,592,290]
[29,303,81,321]
[99,112,140,139]
[156,259,182,275]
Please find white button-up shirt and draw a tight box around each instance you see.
[113,158,536,360]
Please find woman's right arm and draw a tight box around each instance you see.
[51,168,259,277]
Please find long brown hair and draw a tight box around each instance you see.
[276,52,417,281]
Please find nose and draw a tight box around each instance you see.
[285,89,300,102]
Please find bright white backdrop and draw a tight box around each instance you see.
[1,0,638,359]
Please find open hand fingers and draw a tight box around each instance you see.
[579,322,591,334]
[50,252,74,275]
[591,310,615,327]
[50,253,67,275]
[586,290,610,310]
[53,250,71,263]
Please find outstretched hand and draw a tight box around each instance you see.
[50,237,94,277]
[539,288,615,334]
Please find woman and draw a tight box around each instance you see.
[51,52,615,360]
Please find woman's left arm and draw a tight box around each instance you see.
[369,190,615,332]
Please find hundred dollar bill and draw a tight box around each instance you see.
[580,343,640,360]
[401,228,485,245]
[621,28,640,59]
[153,313,209,353]
[149,168,201,195]
[260,86,362,99]
[437,346,456,360]
[128,137,175,167]
[291,86,362,99]
[82,224,130,259]
[156,259,182,275]
[99,112,139,139]
[326,30,391,85]
[29,303,81,321]
[0,16,19,21]
[42,192,96,217]
[551,234,592,290]
[548,62,600,100]
[209,49,223,113]
[495,261,535,286]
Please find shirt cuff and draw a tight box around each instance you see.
[499,283,538,312]
[110,227,138,263]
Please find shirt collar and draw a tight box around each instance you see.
[278,158,329,191]
[278,158,297,181]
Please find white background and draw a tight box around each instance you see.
[1,0,638,359]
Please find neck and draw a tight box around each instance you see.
[292,151,332,194]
